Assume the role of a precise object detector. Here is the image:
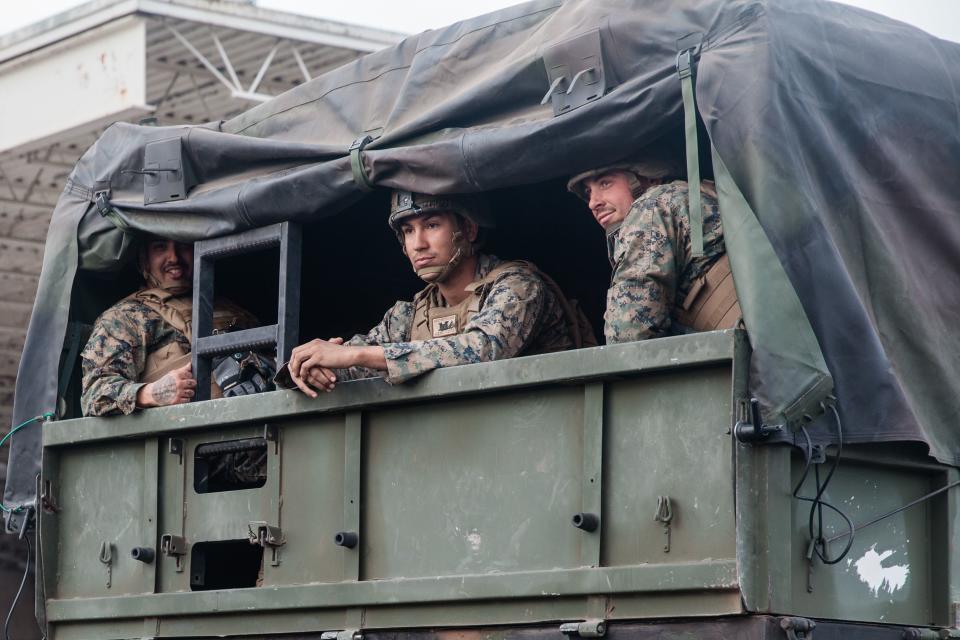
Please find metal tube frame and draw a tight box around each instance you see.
[191,221,301,401]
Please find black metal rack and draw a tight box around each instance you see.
[191,222,301,401]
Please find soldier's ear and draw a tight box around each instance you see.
[463,218,479,243]
[137,247,149,279]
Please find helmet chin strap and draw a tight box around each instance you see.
[414,229,474,284]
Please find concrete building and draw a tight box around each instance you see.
[0,2,402,635]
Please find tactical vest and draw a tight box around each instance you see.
[606,180,740,334]
[673,255,741,332]
[127,288,249,397]
[410,260,597,352]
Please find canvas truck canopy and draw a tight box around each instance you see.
[5,0,960,518]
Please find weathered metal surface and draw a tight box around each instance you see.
[43,332,741,446]
[49,439,148,598]
[46,560,739,620]
[37,330,955,638]
[46,614,928,640]
[788,451,938,624]
[602,368,735,567]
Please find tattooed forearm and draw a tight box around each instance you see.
[152,375,177,405]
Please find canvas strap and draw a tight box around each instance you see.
[349,135,375,191]
[677,48,704,257]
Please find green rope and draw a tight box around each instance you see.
[0,412,54,513]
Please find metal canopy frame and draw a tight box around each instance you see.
[191,222,301,402]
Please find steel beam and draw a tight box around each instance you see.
[0,198,54,214]
[45,560,739,621]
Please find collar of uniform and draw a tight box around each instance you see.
[473,253,501,282]
[132,286,192,304]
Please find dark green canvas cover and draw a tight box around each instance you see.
[6,0,960,516]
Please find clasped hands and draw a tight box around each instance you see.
[287,338,388,397]
[288,337,347,397]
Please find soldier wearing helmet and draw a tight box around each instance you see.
[80,236,259,416]
[568,157,740,343]
[282,191,593,395]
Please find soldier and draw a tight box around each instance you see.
[567,160,740,344]
[80,236,257,416]
[283,191,592,396]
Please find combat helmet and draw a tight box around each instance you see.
[388,190,495,283]
[566,158,682,202]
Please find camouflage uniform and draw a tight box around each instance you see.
[80,294,254,416]
[336,254,573,384]
[605,179,726,343]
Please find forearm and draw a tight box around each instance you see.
[380,274,545,384]
[135,383,159,408]
[603,280,669,343]
[340,345,386,372]
[81,375,144,416]
[382,331,506,384]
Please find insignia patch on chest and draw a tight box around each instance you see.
[431,315,458,337]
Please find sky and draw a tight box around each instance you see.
[2,0,960,43]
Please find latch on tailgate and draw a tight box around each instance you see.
[248,521,285,566]
[160,533,187,572]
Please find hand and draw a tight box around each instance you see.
[302,337,342,394]
[138,362,196,407]
[289,337,350,398]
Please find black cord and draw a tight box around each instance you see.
[792,404,855,565]
[826,478,960,544]
[3,534,31,640]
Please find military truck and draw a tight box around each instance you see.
[5,0,960,639]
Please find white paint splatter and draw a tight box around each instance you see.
[854,545,909,596]
[466,531,482,552]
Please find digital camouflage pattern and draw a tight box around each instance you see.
[336,254,573,384]
[80,293,255,416]
[605,180,726,343]
[81,296,192,416]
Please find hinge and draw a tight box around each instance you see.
[249,521,286,566]
[40,479,59,514]
[560,620,606,638]
[160,533,187,573]
[248,521,285,547]
[168,438,184,464]
[779,617,815,640]
[901,628,960,640]
[263,424,279,454]
[160,534,187,556]
[734,398,784,443]
[320,629,362,640]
